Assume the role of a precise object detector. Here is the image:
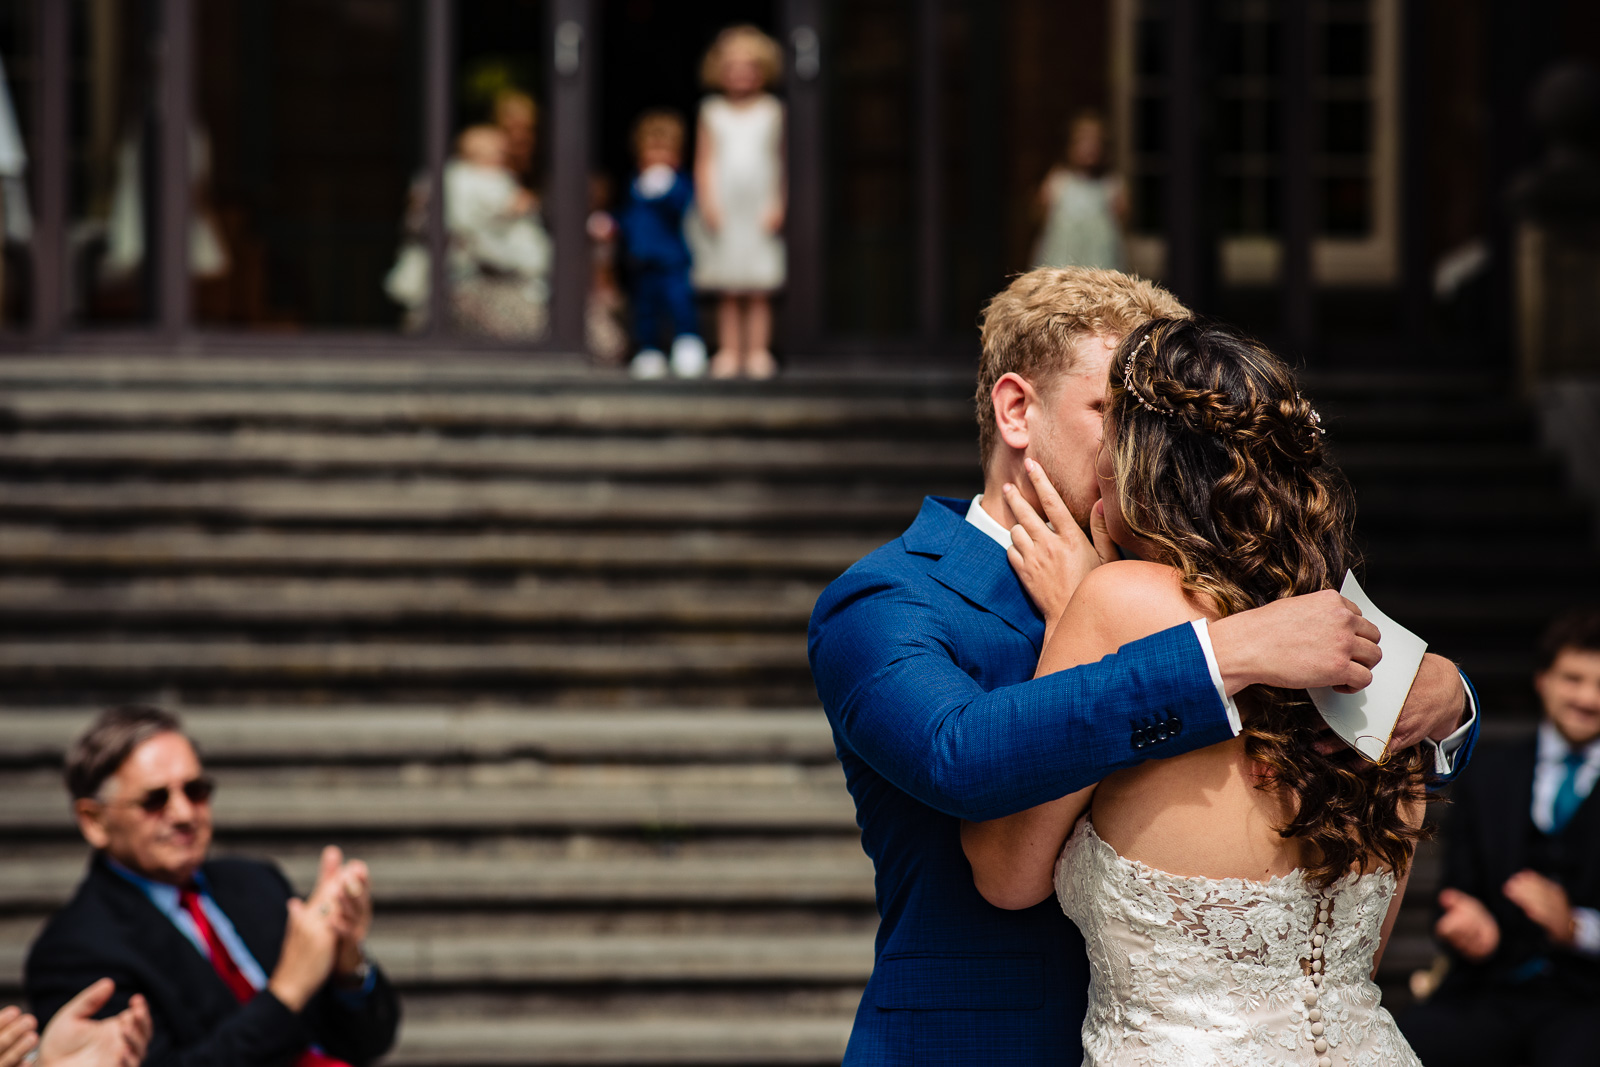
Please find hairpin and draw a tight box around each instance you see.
[1122,334,1172,417]
[1299,395,1327,435]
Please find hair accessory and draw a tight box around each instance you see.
[1299,395,1327,435]
[1122,334,1172,418]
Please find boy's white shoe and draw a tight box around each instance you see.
[629,349,669,380]
[670,335,708,379]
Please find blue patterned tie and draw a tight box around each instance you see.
[1551,751,1588,833]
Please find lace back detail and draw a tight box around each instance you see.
[1055,818,1420,1067]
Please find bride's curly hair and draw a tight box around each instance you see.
[1105,317,1430,886]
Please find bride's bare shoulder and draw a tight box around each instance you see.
[1065,560,1211,648]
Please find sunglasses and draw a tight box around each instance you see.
[107,776,216,815]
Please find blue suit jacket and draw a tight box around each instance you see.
[809,496,1238,1065]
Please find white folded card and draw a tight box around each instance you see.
[1307,571,1428,763]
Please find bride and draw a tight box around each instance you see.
[961,318,1429,1066]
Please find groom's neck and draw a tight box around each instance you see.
[979,454,1033,531]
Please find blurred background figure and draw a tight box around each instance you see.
[620,109,705,380]
[1032,109,1127,270]
[585,172,630,366]
[492,88,539,190]
[690,25,786,380]
[1399,609,1600,1067]
[27,706,399,1067]
[386,124,552,340]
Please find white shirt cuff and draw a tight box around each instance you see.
[1191,619,1242,736]
[1422,670,1477,776]
[1572,907,1600,957]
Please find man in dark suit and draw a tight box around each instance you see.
[26,706,400,1067]
[1401,609,1600,1067]
[808,267,1480,1066]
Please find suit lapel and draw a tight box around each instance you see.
[905,496,1045,651]
[89,857,239,1020]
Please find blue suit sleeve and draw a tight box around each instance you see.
[1428,670,1480,786]
[809,564,1236,822]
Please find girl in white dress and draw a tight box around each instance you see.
[1033,111,1128,271]
[963,318,1436,1066]
[690,26,786,380]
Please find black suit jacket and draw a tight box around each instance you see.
[25,854,400,1067]
[1437,737,1600,997]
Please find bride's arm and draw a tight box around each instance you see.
[962,560,1208,909]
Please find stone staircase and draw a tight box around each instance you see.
[0,355,1595,1062]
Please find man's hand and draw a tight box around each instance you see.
[302,846,374,981]
[1004,458,1116,623]
[269,855,342,1014]
[1435,888,1500,961]
[36,979,151,1067]
[1503,870,1576,946]
[1209,589,1382,695]
[0,1005,38,1067]
[1387,653,1467,753]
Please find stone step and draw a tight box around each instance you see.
[0,636,809,682]
[0,527,878,578]
[0,432,975,478]
[0,389,972,435]
[387,1014,853,1065]
[0,916,876,989]
[0,479,948,529]
[0,763,857,834]
[0,839,877,909]
[0,577,824,629]
[0,708,835,765]
[0,430,1560,484]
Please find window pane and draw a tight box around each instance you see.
[0,0,32,329]
[195,0,424,330]
[71,0,158,325]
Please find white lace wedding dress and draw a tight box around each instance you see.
[1055,818,1422,1067]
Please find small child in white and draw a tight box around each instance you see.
[689,26,786,380]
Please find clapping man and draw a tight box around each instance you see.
[26,706,400,1067]
[1400,609,1600,1067]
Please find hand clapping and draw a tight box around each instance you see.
[269,845,374,1011]
[0,979,152,1067]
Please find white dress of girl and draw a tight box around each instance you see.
[1034,170,1125,270]
[1056,818,1422,1067]
[689,93,785,293]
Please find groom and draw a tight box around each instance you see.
[808,268,1479,1066]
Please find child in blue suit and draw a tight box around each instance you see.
[619,110,706,379]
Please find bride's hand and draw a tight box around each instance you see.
[1005,458,1117,623]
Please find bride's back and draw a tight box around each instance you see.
[1093,736,1308,880]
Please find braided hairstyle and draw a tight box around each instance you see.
[1106,317,1429,886]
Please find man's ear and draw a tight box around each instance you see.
[74,799,110,850]
[991,372,1036,453]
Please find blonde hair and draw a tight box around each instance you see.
[975,267,1189,461]
[493,88,538,127]
[631,109,686,157]
[701,25,783,89]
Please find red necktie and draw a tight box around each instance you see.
[179,889,353,1067]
